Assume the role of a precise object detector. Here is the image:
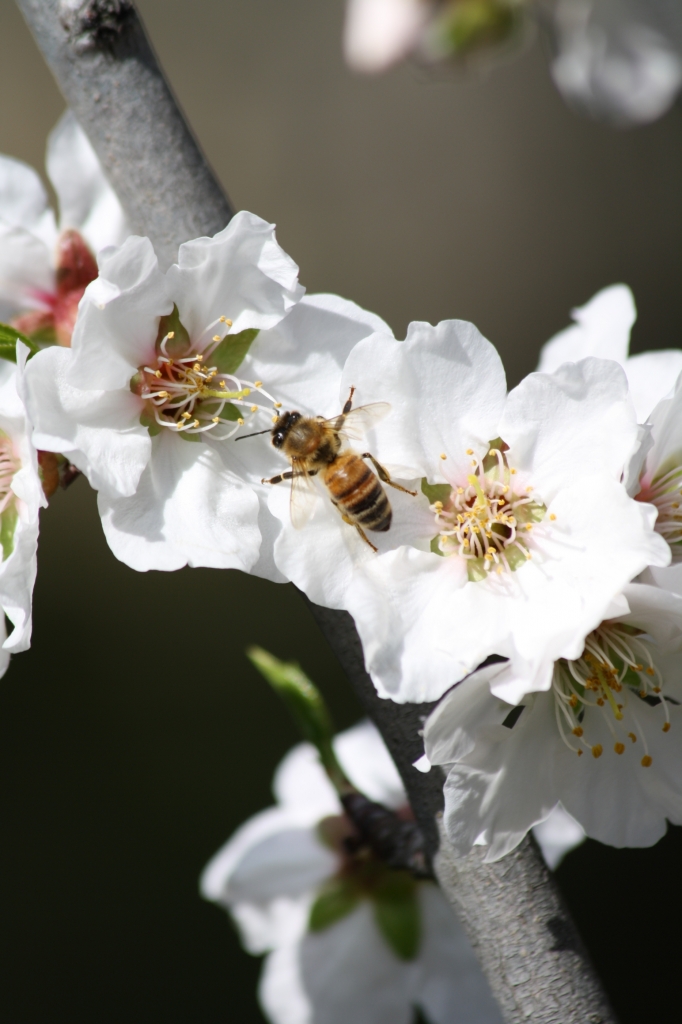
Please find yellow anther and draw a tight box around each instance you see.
[274,402,282,408]
[250,405,258,413]
[646,667,655,676]
[157,391,169,398]
[526,486,533,493]
[572,726,583,737]
[614,742,625,755]
[155,370,162,378]
[167,331,175,339]
[182,411,191,419]
[238,418,244,425]
[226,319,233,327]
[213,335,221,342]
[641,755,652,768]
[577,749,583,757]
[466,448,473,455]
[663,722,671,733]
[549,513,556,521]
[219,316,226,322]
[192,419,200,428]
[510,468,517,475]
[254,381,263,388]
[592,745,603,759]
[597,698,604,706]
[272,416,278,423]
[457,487,464,494]
[242,388,251,396]
[525,523,533,531]
[628,732,637,743]
[569,695,578,708]
[220,381,226,389]
[212,417,220,424]
[440,453,447,460]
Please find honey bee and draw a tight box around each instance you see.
[240,387,415,551]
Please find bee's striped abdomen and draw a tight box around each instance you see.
[324,453,392,533]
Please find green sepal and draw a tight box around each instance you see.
[0,323,40,363]
[139,409,161,437]
[309,876,361,932]
[155,305,191,359]
[246,646,351,794]
[211,329,259,376]
[421,478,451,505]
[372,871,421,961]
[221,403,244,422]
[0,504,18,561]
[430,536,443,557]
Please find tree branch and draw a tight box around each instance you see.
[15,2,617,1020]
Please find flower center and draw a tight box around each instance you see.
[552,622,669,766]
[132,324,280,438]
[0,434,20,561]
[637,460,682,562]
[429,446,547,581]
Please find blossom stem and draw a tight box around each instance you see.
[17,4,617,1019]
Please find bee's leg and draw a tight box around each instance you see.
[361,453,417,496]
[340,512,378,553]
[261,469,318,485]
[342,386,356,415]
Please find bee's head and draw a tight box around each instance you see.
[271,410,301,449]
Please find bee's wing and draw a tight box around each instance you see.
[330,402,391,442]
[289,461,319,529]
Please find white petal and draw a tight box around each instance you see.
[68,235,172,391]
[168,211,304,340]
[25,346,151,497]
[98,431,261,571]
[0,153,56,245]
[344,0,428,72]
[625,350,682,422]
[244,292,393,419]
[502,358,638,504]
[295,902,415,1024]
[269,477,433,610]
[537,284,635,374]
[643,370,682,482]
[46,110,129,252]
[416,884,502,1024]
[423,664,514,767]
[532,804,586,871]
[0,222,54,320]
[340,320,507,484]
[273,722,405,817]
[259,945,313,1024]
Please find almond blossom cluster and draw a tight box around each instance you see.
[2,113,682,1022]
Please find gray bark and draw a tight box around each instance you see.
[15,2,617,1021]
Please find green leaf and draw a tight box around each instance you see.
[0,323,40,363]
[373,871,421,961]
[309,877,361,932]
[246,646,351,794]
[211,328,259,376]
[139,409,161,437]
[155,305,191,359]
[421,478,451,505]
[0,504,18,561]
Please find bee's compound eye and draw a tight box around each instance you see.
[289,412,301,424]
[272,432,285,448]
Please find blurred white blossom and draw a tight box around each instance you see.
[201,721,502,1024]
[0,110,128,346]
[419,583,682,860]
[552,0,682,125]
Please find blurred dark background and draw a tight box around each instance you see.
[0,0,680,1021]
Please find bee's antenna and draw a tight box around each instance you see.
[235,427,272,441]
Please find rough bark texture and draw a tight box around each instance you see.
[15,2,617,1021]
[15,0,232,269]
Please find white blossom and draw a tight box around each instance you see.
[0,344,48,674]
[419,583,682,860]
[0,110,128,345]
[280,320,669,704]
[201,721,501,1024]
[531,804,585,870]
[551,0,682,125]
[24,214,391,573]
